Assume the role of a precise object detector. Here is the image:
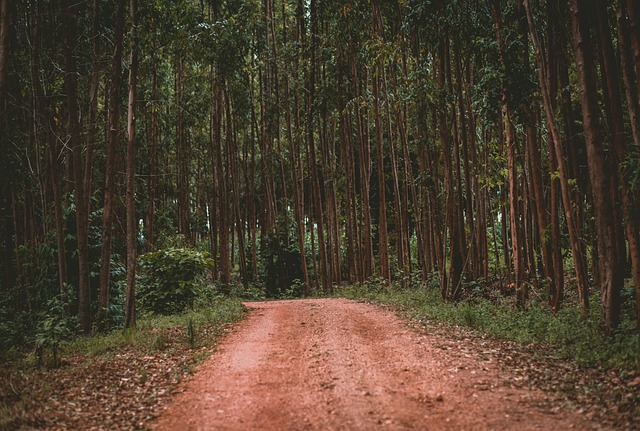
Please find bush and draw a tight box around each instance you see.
[34,295,77,367]
[137,248,214,314]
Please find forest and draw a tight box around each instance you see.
[1,0,640,349]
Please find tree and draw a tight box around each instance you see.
[62,0,91,334]
[97,0,126,330]
[569,0,623,332]
[124,0,138,329]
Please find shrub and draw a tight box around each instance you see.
[34,295,77,368]
[137,248,214,314]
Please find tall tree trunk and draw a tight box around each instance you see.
[307,0,330,291]
[382,66,409,282]
[453,41,476,279]
[616,0,640,327]
[371,3,391,285]
[373,68,390,285]
[0,0,10,126]
[214,87,230,293]
[519,9,554,301]
[524,0,589,312]
[176,52,191,243]
[84,0,99,209]
[124,0,137,329]
[0,0,14,293]
[438,36,464,300]
[226,89,248,288]
[355,64,374,281]
[147,25,158,252]
[98,0,125,329]
[63,0,91,333]
[569,0,623,332]
[283,3,310,292]
[594,0,640,329]
[492,1,526,306]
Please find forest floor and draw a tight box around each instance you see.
[151,298,615,430]
[2,298,637,430]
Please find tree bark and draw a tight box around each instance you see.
[147,22,158,252]
[63,0,91,333]
[176,52,191,243]
[0,0,10,126]
[98,0,125,329]
[492,1,526,306]
[524,0,589,312]
[124,0,138,329]
[595,0,640,329]
[569,0,623,332]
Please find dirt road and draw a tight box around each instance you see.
[151,298,597,430]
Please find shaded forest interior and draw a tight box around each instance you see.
[1,0,640,343]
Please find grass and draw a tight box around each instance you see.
[337,282,640,372]
[65,296,246,359]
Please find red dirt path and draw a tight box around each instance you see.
[151,298,600,430]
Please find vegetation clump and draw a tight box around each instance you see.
[137,248,215,315]
[339,278,640,372]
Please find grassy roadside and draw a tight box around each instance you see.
[0,297,246,430]
[337,283,639,371]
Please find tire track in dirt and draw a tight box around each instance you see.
[151,298,602,430]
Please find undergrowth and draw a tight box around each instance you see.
[338,282,640,372]
[2,296,245,370]
[69,296,246,358]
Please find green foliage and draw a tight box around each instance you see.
[137,248,214,315]
[61,297,245,358]
[34,295,78,368]
[228,282,267,301]
[338,284,639,372]
[0,305,29,358]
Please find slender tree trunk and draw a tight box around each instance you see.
[594,0,640,329]
[98,0,125,329]
[307,0,330,291]
[373,67,390,285]
[147,28,158,252]
[437,37,463,300]
[282,4,310,292]
[569,0,623,332]
[0,0,10,126]
[524,0,589,312]
[63,0,91,333]
[355,64,374,281]
[214,87,230,292]
[124,0,137,328]
[382,66,409,281]
[84,0,99,206]
[176,52,191,243]
[453,41,476,279]
[616,0,640,326]
[0,0,14,293]
[492,1,526,306]
[48,132,67,294]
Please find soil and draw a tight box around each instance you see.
[151,298,603,430]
